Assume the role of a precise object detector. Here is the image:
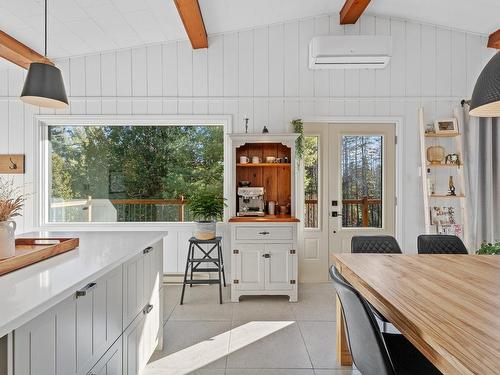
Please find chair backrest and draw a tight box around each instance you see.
[417,235,468,254]
[351,235,402,254]
[330,266,395,375]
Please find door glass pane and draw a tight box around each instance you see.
[341,135,383,228]
[304,136,319,228]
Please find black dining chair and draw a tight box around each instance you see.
[417,235,468,254]
[351,235,402,254]
[351,235,401,331]
[330,266,442,375]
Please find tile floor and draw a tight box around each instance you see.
[145,283,361,375]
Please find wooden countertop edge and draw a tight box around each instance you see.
[332,255,475,375]
[228,216,300,223]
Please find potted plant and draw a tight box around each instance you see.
[476,241,500,255]
[186,188,225,240]
[0,178,24,259]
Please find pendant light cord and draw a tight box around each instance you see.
[44,0,47,57]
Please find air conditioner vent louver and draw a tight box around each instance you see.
[309,35,392,70]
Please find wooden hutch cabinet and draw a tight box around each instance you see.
[228,133,299,302]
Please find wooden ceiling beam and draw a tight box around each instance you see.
[340,0,372,25]
[0,30,53,69]
[488,29,500,49]
[173,0,208,49]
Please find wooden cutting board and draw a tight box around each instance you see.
[0,238,79,276]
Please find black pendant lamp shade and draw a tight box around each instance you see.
[19,0,68,109]
[20,62,68,109]
[470,51,500,117]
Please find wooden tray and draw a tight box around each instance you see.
[0,238,79,276]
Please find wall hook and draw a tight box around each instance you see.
[9,157,17,170]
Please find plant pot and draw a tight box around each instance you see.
[0,221,16,259]
[194,221,216,240]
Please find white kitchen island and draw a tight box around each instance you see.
[0,231,166,375]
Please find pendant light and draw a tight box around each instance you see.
[469,51,500,117]
[20,0,68,109]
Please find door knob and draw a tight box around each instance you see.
[262,253,271,258]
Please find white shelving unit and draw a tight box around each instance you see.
[419,107,469,249]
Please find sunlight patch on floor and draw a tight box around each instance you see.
[145,321,295,374]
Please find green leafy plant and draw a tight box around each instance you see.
[291,118,304,162]
[186,188,226,222]
[476,241,500,255]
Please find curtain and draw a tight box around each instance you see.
[463,107,500,250]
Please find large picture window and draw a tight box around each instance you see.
[47,124,224,223]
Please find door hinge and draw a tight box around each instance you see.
[395,196,398,206]
[233,279,239,284]
[290,280,296,284]
[395,135,398,145]
[290,249,296,255]
[233,249,239,254]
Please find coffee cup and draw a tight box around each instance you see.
[251,156,261,164]
[240,156,249,164]
[265,156,276,163]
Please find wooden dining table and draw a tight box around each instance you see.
[333,253,500,375]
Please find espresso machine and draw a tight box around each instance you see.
[237,187,265,216]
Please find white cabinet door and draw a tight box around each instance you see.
[14,266,123,375]
[123,252,146,329]
[76,267,123,373]
[87,338,122,375]
[122,310,147,375]
[265,244,294,291]
[235,244,265,291]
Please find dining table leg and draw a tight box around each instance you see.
[336,294,353,366]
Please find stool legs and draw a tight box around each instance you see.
[180,242,193,305]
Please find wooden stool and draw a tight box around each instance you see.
[180,236,226,304]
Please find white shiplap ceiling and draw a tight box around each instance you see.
[0,0,498,63]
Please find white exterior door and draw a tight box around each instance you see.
[301,123,397,281]
[329,124,396,254]
[265,244,293,290]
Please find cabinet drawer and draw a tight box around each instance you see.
[235,226,293,241]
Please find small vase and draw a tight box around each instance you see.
[0,221,16,259]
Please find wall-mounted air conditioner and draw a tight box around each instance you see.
[309,35,392,69]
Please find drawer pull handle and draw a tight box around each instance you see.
[143,304,154,314]
[76,282,97,298]
[258,231,270,235]
[143,246,153,254]
[262,253,271,258]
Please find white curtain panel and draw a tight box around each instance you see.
[463,108,500,249]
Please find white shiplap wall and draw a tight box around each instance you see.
[0,13,494,263]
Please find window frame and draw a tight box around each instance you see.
[35,115,232,230]
[303,134,322,230]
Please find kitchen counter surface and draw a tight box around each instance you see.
[0,231,167,338]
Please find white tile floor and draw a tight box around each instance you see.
[145,283,361,375]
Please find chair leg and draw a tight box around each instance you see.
[180,243,192,305]
[219,243,226,287]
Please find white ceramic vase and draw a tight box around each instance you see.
[0,221,16,259]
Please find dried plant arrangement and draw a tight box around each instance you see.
[0,177,25,222]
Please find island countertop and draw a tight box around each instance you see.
[0,231,167,338]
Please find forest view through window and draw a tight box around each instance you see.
[341,135,383,228]
[48,125,224,223]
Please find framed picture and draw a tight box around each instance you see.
[434,118,459,134]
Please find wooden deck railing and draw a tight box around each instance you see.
[110,198,187,222]
[305,197,382,228]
